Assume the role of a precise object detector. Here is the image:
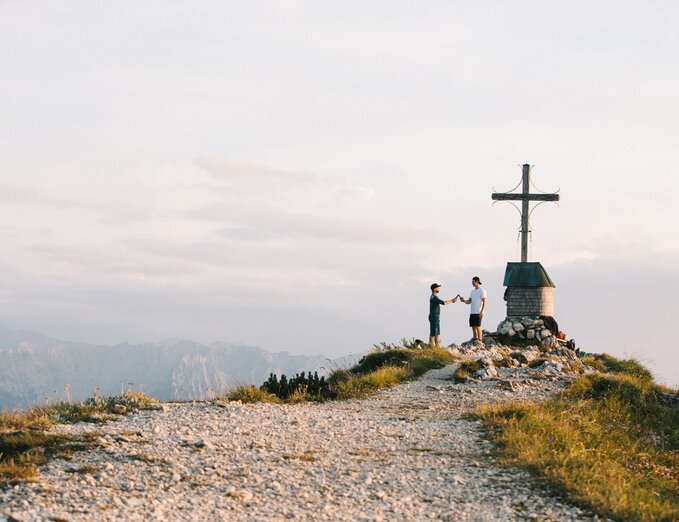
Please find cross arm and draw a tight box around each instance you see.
[492,193,559,202]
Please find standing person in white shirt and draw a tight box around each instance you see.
[459,276,487,341]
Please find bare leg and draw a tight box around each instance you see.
[435,335,441,348]
[429,336,435,347]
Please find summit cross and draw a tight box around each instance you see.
[492,164,559,263]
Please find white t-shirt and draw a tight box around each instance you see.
[470,287,487,314]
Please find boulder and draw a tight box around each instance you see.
[474,365,498,379]
[509,350,538,365]
[513,323,525,332]
[535,360,564,376]
[542,335,558,348]
[479,357,494,367]
[111,404,127,415]
[526,329,535,339]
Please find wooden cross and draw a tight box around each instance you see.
[492,164,559,263]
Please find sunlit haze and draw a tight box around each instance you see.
[1,1,677,385]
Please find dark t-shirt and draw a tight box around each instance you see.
[430,294,445,316]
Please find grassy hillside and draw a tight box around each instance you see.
[476,355,679,522]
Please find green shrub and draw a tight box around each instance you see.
[260,371,329,401]
[351,350,413,374]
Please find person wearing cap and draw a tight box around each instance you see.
[459,276,487,341]
[429,283,458,348]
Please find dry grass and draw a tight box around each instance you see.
[0,410,54,432]
[225,385,282,404]
[0,458,39,482]
[334,365,411,399]
[0,431,98,484]
[282,450,317,462]
[476,356,679,522]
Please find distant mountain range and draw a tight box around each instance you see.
[0,325,357,410]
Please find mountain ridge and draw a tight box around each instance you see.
[0,324,351,410]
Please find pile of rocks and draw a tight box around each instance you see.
[496,317,559,347]
[447,338,598,382]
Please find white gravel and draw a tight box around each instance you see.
[1,363,597,521]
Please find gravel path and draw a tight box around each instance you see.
[1,364,597,521]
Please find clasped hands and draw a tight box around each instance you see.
[446,294,463,305]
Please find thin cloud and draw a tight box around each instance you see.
[214,211,441,245]
[195,158,321,187]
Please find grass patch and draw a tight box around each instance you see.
[599,353,654,381]
[334,365,411,400]
[225,385,282,404]
[350,346,456,376]
[0,431,98,484]
[1,391,159,483]
[0,410,54,432]
[475,355,679,521]
[580,355,604,372]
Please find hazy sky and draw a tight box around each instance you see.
[1,1,678,384]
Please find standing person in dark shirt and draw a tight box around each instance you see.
[429,283,458,348]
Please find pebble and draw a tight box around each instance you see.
[0,354,595,521]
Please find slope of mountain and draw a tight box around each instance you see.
[0,325,346,410]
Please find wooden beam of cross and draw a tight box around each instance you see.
[492,164,559,263]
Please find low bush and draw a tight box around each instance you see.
[260,371,329,401]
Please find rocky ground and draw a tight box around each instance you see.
[1,345,602,522]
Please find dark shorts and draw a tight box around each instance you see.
[428,314,440,336]
[469,314,482,327]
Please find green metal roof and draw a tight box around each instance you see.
[503,262,555,288]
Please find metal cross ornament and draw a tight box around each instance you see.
[492,164,560,263]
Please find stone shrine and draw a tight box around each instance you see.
[503,262,554,317]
